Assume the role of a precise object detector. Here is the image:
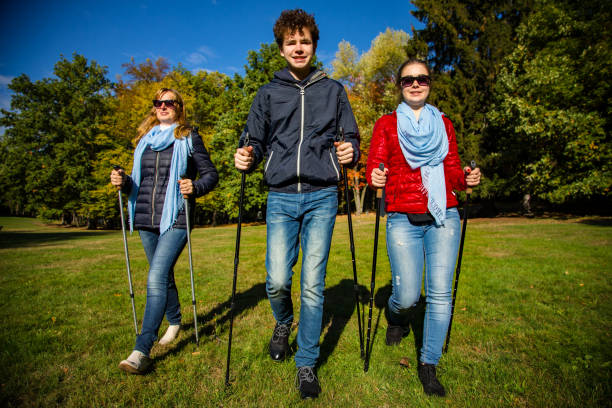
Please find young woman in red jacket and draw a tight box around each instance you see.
[366,59,481,396]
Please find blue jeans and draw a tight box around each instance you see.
[266,187,338,367]
[134,228,187,355]
[385,208,460,365]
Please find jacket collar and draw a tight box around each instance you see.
[273,67,324,86]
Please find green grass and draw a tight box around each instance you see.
[0,215,610,407]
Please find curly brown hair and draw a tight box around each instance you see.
[273,9,319,49]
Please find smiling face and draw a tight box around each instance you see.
[279,27,315,80]
[400,62,431,110]
[155,91,178,125]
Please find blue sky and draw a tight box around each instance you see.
[0,0,422,111]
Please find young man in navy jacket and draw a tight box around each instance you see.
[234,8,360,400]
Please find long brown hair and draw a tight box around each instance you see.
[134,88,192,145]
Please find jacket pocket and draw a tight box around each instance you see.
[328,149,340,180]
[264,151,275,173]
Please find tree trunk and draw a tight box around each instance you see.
[351,172,364,215]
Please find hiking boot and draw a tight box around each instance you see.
[386,325,410,346]
[417,362,446,396]
[158,324,180,345]
[118,350,152,375]
[268,323,291,361]
[295,366,321,399]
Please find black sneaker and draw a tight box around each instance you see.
[417,362,446,397]
[386,325,410,345]
[295,366,321,399]
[268,323,291,361]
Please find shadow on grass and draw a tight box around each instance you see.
[0,231,114,249]
[365,283,428,366]
[317,279,368,368]
[578,217,612,227]
[361,283,391,368]
[152,282,268,364]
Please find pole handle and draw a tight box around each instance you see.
[112,164,124,191]
[465,161,477,194]
[376,163,384,198]
[180,174,190,199]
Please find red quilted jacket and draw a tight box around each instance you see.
[366,111,467,214]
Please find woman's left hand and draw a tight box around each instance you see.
[334,142,354,165]
[465,167,481,187]
[178,178,194,197]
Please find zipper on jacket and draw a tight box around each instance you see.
[151,152,160,227]
[329,149,340,180]
[296,87,305,192]
[264,151,275,173]
[293,71,327,193]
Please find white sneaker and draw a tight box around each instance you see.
[118,350,152,374]
[158,324,180,345]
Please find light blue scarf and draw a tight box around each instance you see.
[128,124,193,235]
[396,102,448,225]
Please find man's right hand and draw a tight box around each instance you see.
[234,146,254,171]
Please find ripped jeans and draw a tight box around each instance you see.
[385,208,460,364]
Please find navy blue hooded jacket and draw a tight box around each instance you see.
[122,129,218,230]
[241,67,360,193]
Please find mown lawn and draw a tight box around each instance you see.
[0,215,610,407]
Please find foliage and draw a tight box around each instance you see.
[332,29,410,214]
[486,0,612,203]
[410,0,534,193]
[1,3,611,225]
[0,54,111,225]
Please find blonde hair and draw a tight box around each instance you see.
[134,88,192,145]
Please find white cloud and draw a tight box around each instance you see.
[0,75,13,111]
[0,94,10,110]
[0,75,14,86]
[190,67,214,74]
[186,52,208,66]
[185,46,217,67]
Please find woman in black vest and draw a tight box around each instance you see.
[110,88,218,374]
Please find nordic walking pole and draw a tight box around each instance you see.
[113,165,138,336]
[338,126,365,359]
[364,163,385,372]
[181,176,199,346]
[444,160,477,354]
[225,132,250,387]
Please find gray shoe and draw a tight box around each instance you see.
[269,323,291,361]
[118,350,152,375]
[296,366,321,399]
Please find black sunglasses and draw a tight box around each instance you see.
[400,75,431,88]
[152,99,180,108]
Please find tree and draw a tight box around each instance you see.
[332,29,410,214]
[410,0,534,194]
[120,57,170,83]
[486,0,611,205]
[84,60,235,227]
[0,54,111,224]
[208,43,287,221]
